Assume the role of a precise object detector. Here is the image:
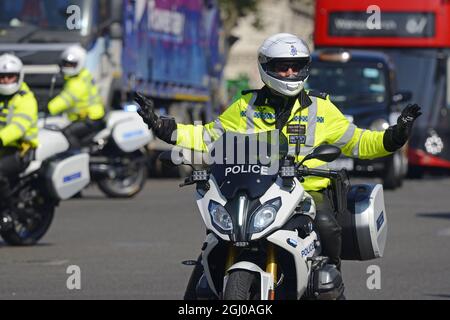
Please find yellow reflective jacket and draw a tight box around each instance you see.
[176,89,392,191]
[48,69,105,121]
[0,82,39,149]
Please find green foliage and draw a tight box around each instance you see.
[227,74,250,103]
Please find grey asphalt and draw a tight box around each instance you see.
[0,177,450,300]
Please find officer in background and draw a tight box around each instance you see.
[0,53,38,206]
[135,33,421,298]
[48,44,105,148]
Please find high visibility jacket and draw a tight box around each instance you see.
[48,69,105,121]
[176,89,392,191]
[0,82,39,149]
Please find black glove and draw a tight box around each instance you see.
[134,92,177,144]
[383,104,422,152]
[397,103,422,136]
[0,138,3,148]
[134,92,160,130]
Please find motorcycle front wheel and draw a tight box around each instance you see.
[224,270,261,300]
[1,203,55,246]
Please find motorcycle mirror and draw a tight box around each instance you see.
[299,145,342,165]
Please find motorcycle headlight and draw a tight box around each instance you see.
[122,103,139,112]
[250,198,282,234]
[208,201,233,234]
[370,119,390,131]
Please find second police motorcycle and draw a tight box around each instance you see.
[40,108,152,198]
[0,125,90,245]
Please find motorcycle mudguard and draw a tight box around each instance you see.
[225,262,274,300]
[46,153,90,200]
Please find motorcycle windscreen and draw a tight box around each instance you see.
[208,130,288,200]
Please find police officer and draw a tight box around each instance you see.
[135,33,421,297]
[0,53,39,207]
[48,45,105,148]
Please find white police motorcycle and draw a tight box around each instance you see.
[161,131,388,300]
[40,109,152,198]
[0,127,90,246]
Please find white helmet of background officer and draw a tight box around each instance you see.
[60,44,87,77]
[0,54,24,96]
[258,33,311,97]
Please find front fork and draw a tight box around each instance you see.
[225,243,278,300]
[266,243,277,300]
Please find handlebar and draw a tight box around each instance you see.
[180,165,347,188]
[296,166,341,179]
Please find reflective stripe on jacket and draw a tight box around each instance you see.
[48,69,105,121]
[0,82,39,148]
[175,89,391,192]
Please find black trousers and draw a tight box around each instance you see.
[0,148,24,177]
[0,147,32,204]
[63,119,104,148]
[308,189,342,268]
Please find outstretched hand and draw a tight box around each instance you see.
[134,92,159,129]
[398,104,422,127]
[393,104,422,145]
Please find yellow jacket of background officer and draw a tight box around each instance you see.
[48,69,105,121]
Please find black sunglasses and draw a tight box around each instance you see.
[61,60,78,67]
[273,62,303,73]
[0,73,19,78]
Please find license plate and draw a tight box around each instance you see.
[328,158,354,171]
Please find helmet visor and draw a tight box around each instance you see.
[263,58,311,82]
[61,60,78,69]
[0,73,19,84]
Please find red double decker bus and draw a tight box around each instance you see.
[314,0,450,176]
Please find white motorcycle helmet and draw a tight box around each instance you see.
[0,54,24,96]
[258,33,311,97]
[60,44,86,77]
